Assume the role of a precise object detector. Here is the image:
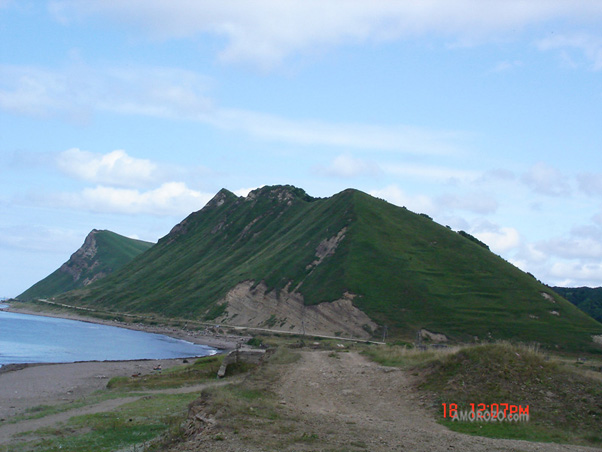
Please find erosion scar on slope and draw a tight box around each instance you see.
[215,281,377,339]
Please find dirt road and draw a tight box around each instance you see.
[2,350,601,451]
[273,351,601,451]
[171,350,602,451]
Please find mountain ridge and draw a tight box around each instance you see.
[18,229,154,301]
[49,185,602,351]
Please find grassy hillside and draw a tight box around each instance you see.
[19,230,154,300]
[553,286,602,323]
[56,186,602,351]
[343,192,602,350]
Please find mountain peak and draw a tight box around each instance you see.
[205,188,238,209]
[19,230,153,300]
[246,185,315,203]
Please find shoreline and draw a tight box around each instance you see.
[0,357,208,421]
[0,304,250,421]
[1,303,249,359]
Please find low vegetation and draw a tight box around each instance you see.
[0,356,238,452]
[363,343,461,368]
[366,342,602,447]
[150,347,304,451]
[3,393,200,452]
[106,356,223,390]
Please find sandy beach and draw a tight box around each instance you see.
[0,305,248,421]
[0,358,187,421]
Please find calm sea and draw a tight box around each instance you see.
[0,307,217,367]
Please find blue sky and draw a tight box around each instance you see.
[2,1,602,297]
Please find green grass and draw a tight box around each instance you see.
[1,393,200,452]
[160,349,307,451]
[18,230,153,301]
[367,342,602,447]
[265,347,301,365]
[0,356,247,452]
[363,344,461,368]
[106,355,223,390]
[51,185,602,352]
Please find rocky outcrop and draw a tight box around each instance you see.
[19,229,154,301]
[419,329,449,343]
[306,227,347,270]
[214,281,377,340]
[59,230,100,283]
[167,189,236,242]
[245,185,315,206]
[217,348,267,378]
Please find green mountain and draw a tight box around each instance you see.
[56,186,602,351]
[19,229,154,300]
[552,286,602,324]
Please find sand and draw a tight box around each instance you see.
[0,305,247,421]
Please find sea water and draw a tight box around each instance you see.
[0,308,217,367]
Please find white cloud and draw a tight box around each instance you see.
[54,183,212,216]
[549,261,602,286]
[537,33,602,70]
[508,223,602,286]
[384,163,478,182]
[0,225,81,253]
[520,243,548,263]
[491,60,523,72]
[0,65,74,118]
[317,154,381,178]
[56,148,158,187]
[0,64,212,122]
[594,211,602,227]
[521,162,571,196]
[369,185,436,215]
[479,168,517,182]
[544,237,602,260]
[50,1,602,67]
[472,223,521,253]
[210,109,465,155]
[577,172,602,196]
[0,64,465,156]
[233,186,260,197]
[437,193,498,214]
[537,226,602,260]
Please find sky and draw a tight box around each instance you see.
[1,1,602,297]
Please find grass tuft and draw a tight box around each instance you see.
[106,355,223,390]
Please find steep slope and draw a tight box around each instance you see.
[553,286,602,323]
[19,230,154,300]
[57,186,602,351]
